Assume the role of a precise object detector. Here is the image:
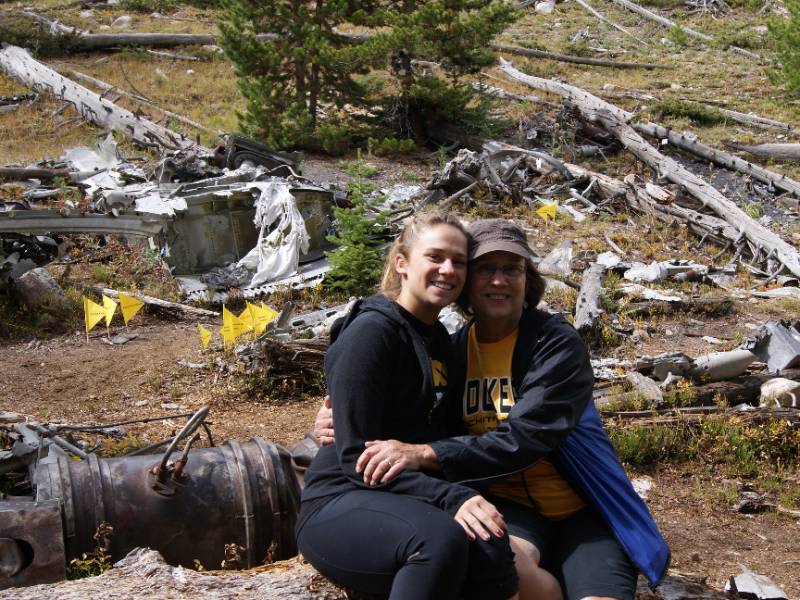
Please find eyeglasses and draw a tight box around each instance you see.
[472,263,526,280]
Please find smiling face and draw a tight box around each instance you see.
[394,224,468,324]
[467,251,527,341]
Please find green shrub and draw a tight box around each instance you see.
[324,157,387,297]
[650,98,727,126]
[768,0,800,96]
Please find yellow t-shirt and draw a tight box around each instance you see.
[463,324,586,520]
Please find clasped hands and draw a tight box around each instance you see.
[313,397,507,542]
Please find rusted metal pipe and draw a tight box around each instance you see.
[34,437,300,570]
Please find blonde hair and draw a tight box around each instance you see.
[380,212,468,300]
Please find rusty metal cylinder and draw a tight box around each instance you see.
[33,438,300,570]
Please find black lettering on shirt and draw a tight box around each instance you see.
[465,379,480,415]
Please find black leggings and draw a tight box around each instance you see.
[296,490,518,600]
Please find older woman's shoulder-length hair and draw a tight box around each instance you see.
[456,259,546,316]
[380,211,469,300]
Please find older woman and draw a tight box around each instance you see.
[318,219,670,600]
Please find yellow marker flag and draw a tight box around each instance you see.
[118,293,144,325]
[197,324,213,349]
[220,306,248,347]
[102,295,118,327]
[83,296,105,333]
[252,302,278,335]
[536,202,558,221]
[239,303,256,333]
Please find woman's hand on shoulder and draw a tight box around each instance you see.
[454,495,507,541]
[356,440,434,485]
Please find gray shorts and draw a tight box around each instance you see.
[489,495,637,600]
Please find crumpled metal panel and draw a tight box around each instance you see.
[0,500,65,590]
[745,321,800,372]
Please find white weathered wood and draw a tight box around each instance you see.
[712,106,792,131]
[499,59,800,278]
[0,45,204,152]
[573,0,648,45]
[574,262,607,332]
[724,142,800,161]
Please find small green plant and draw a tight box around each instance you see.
[324,155,388,298]
[91,264,113,284]
[667,24,690,48]
[744,202,765,218]
[651,99,727,126]
[367,137,417,157]
[119,0,178,11]
[66,523,113,580]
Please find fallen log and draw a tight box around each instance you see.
[491,43,670,69]
[632,122,800,198]
[0,167,69,181]
[0,546,735,600]
[623,296,733,317]
[0,45,204,152]
[723,142,800,162]
[574,262,606,332]
[498,59,800,279]
[709,107,792,131]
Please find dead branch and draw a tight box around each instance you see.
[0,45,206,152]
[72,283,220,319]
[606,0,760,59]
[709,106,792,131]
[490,43,670,69]
[623,296,733,317]
[499,59,800,278]
[723,142,800,162]
[574,262,606,332]
[573,0,648,45]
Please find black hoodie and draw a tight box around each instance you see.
[299,295,478,525]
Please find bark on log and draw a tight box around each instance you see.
[606,0,760,59]
[498,59,800,279]
[491,43,670,69]
[574,262,606,332]
[0,45,204,152]
[723,142,800,162]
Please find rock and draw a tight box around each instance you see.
[759,378,800,408]
[535,0,555,14]
[111,15,131,28]
[725,566,788,600]
[13,268,69,313]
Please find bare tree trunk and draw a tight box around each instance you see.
[498,59,800,278]
[491,43,669,69]
[724,142,800,162]
[0,45,206,152]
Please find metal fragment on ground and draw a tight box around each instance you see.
[745,321,800,372]
[725,566,788,600]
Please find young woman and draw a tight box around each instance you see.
[316,219,670,600]
[297,212,519,600]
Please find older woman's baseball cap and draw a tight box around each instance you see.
[467,219,534,260]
